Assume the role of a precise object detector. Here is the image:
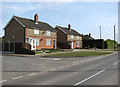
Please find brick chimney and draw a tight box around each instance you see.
[68,24,71,31]
[34,14,38,24]
[89,33,91,37]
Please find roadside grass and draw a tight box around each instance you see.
[99,49,117,51]
[42,51,113,58]
[35,51,43,54]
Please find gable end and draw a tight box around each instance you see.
[55,26,67,34]
[3,16,25,30]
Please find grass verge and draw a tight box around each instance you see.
[35,51,43,54]
[42,51,113,58]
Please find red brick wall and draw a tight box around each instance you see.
[25,28,57,50]
[36,37,57,49]
[25,35,57,50]
[69,41,82,49]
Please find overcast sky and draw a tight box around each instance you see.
[1,1,119,43]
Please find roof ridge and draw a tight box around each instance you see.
[57,25,74,30]
[13,15,32,20]
[13,15,48,24]
[57,25,82,36]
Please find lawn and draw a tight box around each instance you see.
[100,49,117,51]
[35,51,43,54]
[42,51,113,57]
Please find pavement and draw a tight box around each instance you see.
[1,49,116,57]
[1,52,119,85]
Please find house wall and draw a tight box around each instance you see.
[55,27,83,49]
[26,28,57,38]
[67,35,82,41]
[25,28,57,49]
[3,18,25,43]
[67,35,82,48]
[74,41,82,48]
[55,27,67,43]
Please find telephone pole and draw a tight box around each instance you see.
[100,26,101,39]
[114,25,116,50]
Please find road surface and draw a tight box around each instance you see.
[1,52,119,86]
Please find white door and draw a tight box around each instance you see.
[32,39,36,50]
[29,38,36,50]
[71,42,74,49]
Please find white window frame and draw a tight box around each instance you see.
[77,42,80,47]
[29,38,32,45]
[26,38,29,43]
[77,36,79,40]
[36,39,39,46]
[71,35,74,39]
[46,31,51,36]
[34,29,39,34]
[46,39,51,46]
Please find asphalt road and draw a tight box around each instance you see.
[1,52,119,85]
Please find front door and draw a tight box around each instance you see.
[53,40,55,49]
[71,42,74,49]
[29,38,36,50]
[32,39,36,50]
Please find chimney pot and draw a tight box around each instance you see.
[34,14,38,24]
[68,24,71,31]
[89,33,91,37]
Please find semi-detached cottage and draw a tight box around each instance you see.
[55,25,82,49]
[3,14,57,51]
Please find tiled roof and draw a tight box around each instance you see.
[56,26,82,36]
[13,16,57,32]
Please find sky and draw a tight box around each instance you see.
[1,1,119,43]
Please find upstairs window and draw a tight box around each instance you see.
[34,29,39,34]
[46,31,51,36]
[77,36,79,39]
[71,35,74,39]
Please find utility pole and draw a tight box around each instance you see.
[114,25,116,50]
[100,26,101,39]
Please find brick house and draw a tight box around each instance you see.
[55,24,82,49]
[3,14,57,51]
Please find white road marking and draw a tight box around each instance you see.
[0,80,7,83]
[73,62,76,63]
[113,61,120,65]
[52,58,61,61]
[59,66,64,69]
[27,73,37,76]
[74,69,105,86]
[12,76,23,80]
[49,68,56,71]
